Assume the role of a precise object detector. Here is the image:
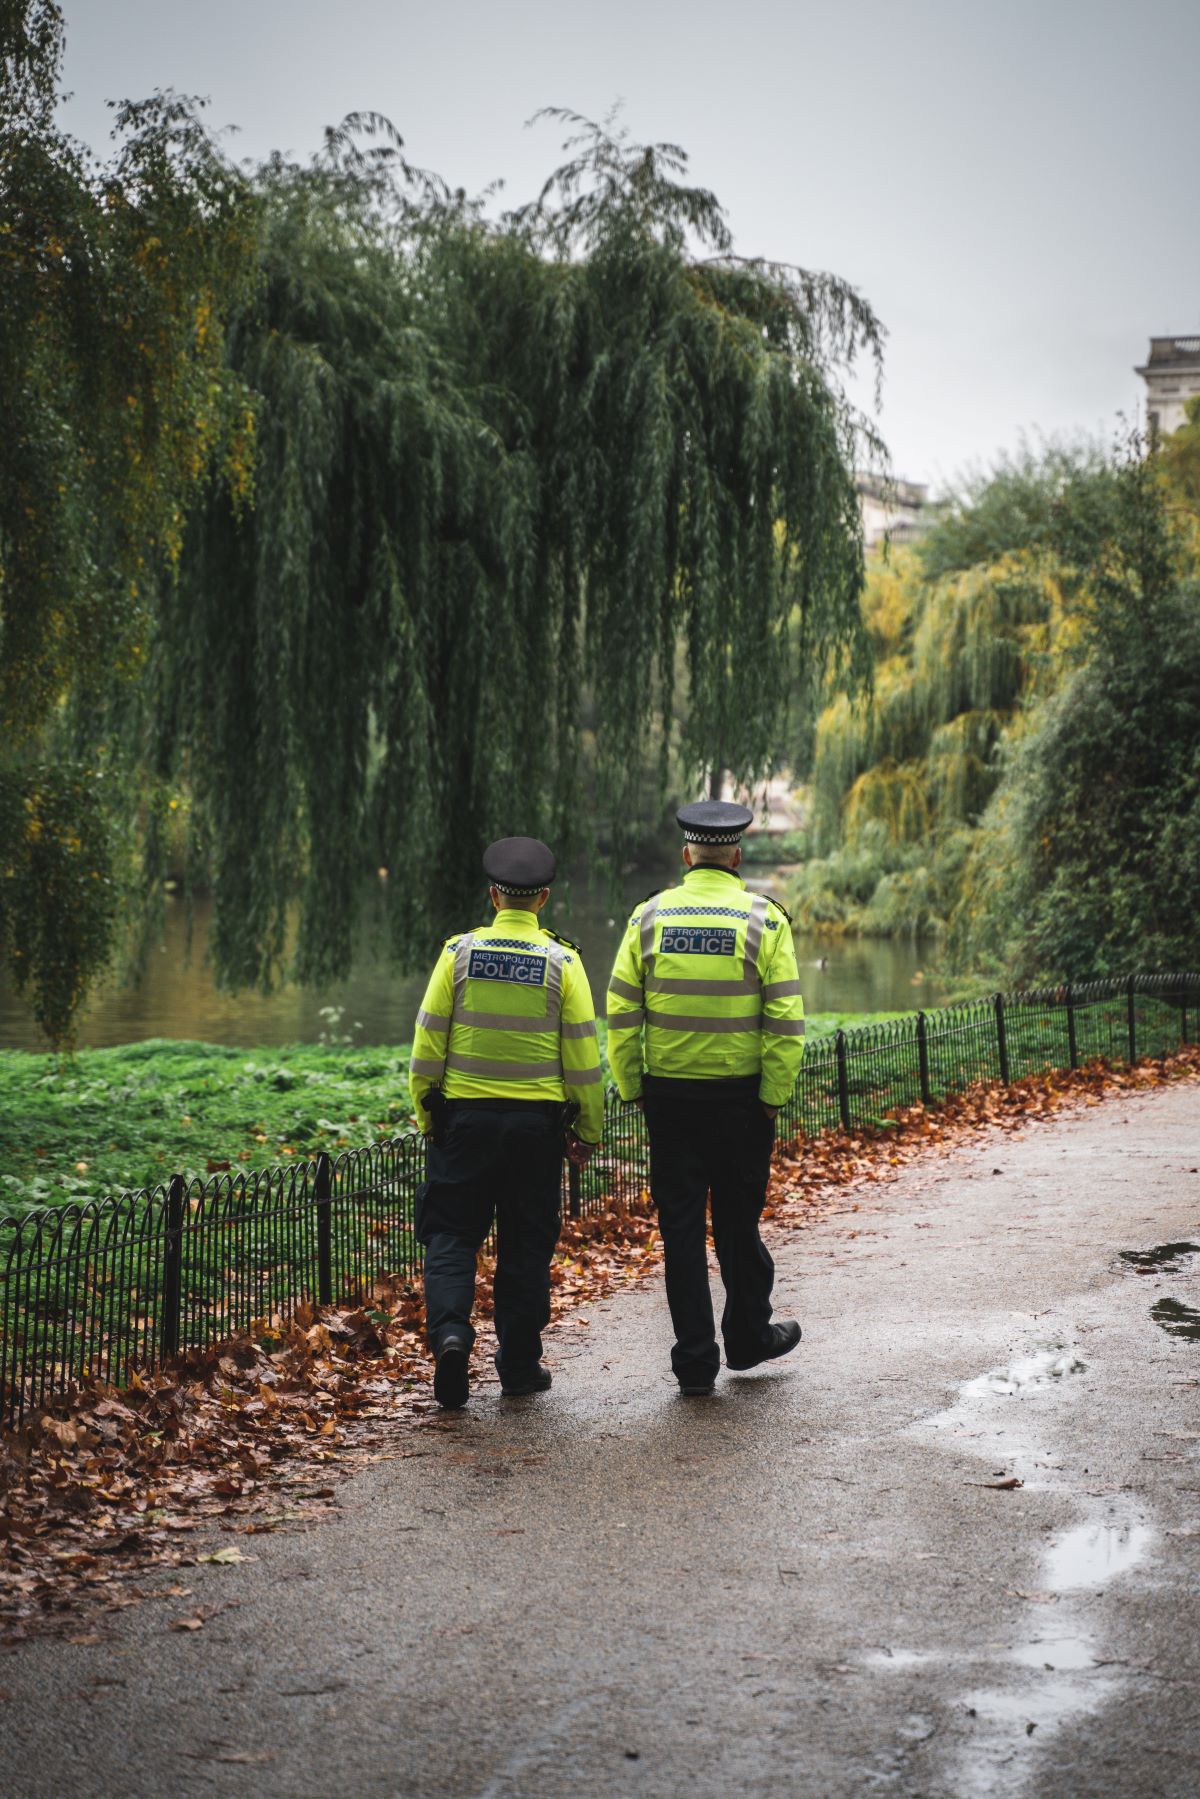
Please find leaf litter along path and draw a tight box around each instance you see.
[4,1069,1200,1799]
[1,1049,1198,1651]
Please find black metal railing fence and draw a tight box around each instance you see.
[2,970,1196,1428]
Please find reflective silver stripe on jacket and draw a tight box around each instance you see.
[452,934,476,1014]
[762,1016,806,1036]
[445,1051,563,1080]
[645,974,759,997]
[410,1056,447,1078]
[606,1008,645,1030]
[416,1008,451,1032]
[639,898,659,968]
[563,1065,603,1085]
[742,895,768,986]
[645,1012,762,1034]
[762,979,804,1002]
[453,1010,548,1032]
[543,940,566,1021]
[561,1018,598,1040]
[608,974,642,1004]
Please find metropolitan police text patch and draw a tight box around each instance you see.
[659,926,737,957]
[467,948,547,986]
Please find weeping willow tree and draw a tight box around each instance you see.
[0,1,257,1042]
[792,448,1098,937]
[128,109,883,1000]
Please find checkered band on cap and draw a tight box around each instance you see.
[494,880,549,896]
[681,824,746,845]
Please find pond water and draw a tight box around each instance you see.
[0,864,944,1052]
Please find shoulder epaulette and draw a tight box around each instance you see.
[628,887,662,924]
[765,894,793,925]
[440,925,481,950]
[543,927,581,953]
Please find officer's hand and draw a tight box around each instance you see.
[761,1103,779,1120]
[565,1132,598,1167]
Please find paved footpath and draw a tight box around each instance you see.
[6,1082,1200,1798]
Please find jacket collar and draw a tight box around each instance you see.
[681,864,746,891]
[490,908,544,934]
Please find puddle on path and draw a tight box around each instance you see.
[1119,1241,1200,1273]
[1010,1636,1094,1672]
[913,1331,1152,1797]
[953,1514,1151,1793]
[1116,1242,1200,1341]
[1150,1297,1200,1340]
[962,1343,1086,1400]
[1044,1521,1151,1591]
[916,1336,1090,1501]
[862,1633,1115,1798]
[862,1648,935,1672]
[963,1670,1106,1730]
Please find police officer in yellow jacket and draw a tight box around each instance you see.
[606,801,805,1395]
[409,837,603,1409]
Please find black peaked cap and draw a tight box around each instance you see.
[676,800,754,845]
[483,836,557,895]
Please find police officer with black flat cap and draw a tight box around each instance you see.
[606,800,806,1395]
[409,837,603,1409]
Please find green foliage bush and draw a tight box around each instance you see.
[793,432,1200,981]
[789,820,970,937]
[954,448,1200,979]
[740,830,808,865]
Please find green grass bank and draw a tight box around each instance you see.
[0,1016,890,1215]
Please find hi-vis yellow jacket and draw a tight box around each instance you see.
[605,866,805,1106]
[408,909,604,1142]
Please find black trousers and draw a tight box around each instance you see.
[416,1103,563,1376]
[642,1081,777,1384]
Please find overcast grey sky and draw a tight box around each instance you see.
[59,0,1199,492]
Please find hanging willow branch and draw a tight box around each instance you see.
[25,102,881,1029]
[135,108,884,993]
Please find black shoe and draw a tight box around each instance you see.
[725,1320,802,1372]
[433,1335,470,1409]
[500,1363,552,1397]
[678,1380,715,1397]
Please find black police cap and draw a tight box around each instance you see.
[676,800,754,846]
[483,836,557,896]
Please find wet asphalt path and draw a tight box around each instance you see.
[6,1081,1200,1798]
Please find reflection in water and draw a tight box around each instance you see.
[1150,1297,1200,1341]
[1118,1242,1200,1273]
[0,871,945,1052]
[1010,1637,1095,1671]
[1043,1522,1151,1592]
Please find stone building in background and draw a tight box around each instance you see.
[856,474,929,551]
[1136,336,1200,440]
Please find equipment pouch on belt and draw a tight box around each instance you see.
[422,1086,449,1148]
